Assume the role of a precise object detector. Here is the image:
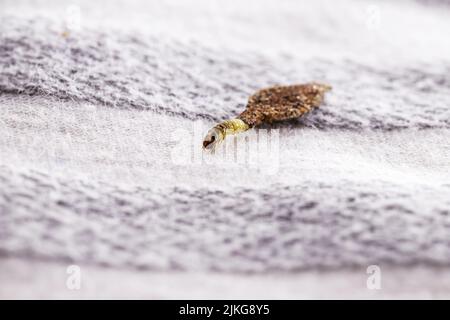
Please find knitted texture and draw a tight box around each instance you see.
[2,165,450,271]
[1,17,450,129]
[1,0,450,273]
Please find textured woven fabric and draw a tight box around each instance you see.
[1,0,450,278]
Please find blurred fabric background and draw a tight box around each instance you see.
[1,0,450,298]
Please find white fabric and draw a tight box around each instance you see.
[1,0,450,298]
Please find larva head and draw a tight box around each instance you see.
[202,127,225,151]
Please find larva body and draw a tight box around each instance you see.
[203,83,331,150]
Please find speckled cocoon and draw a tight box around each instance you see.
[1,0,450,281]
